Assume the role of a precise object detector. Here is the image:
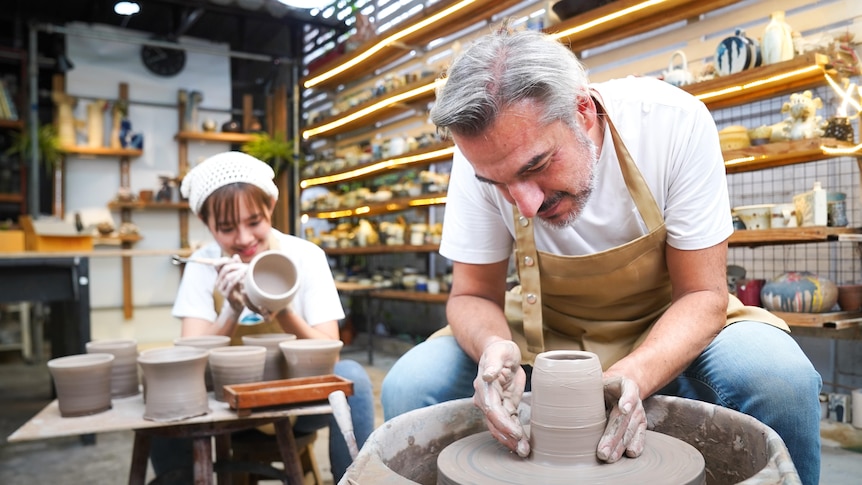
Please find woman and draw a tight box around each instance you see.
[150,151,374,483]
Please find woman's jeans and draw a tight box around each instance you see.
[150,359,374,483]
[381,321,822,485]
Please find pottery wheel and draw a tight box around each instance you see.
[437,429,705,485]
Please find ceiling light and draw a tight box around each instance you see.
[277,0,329,8]
[114,2,141,16]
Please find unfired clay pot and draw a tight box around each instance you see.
[208,345,267,402]
[47,353,114,417]
[245,250,299,314]
[138,347,210,422]
[241,333,297,381]
[86,338,140,398]
[278,339,343,378]
[174,335,231,391]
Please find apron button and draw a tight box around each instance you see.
[526,293,537,304]
[523,256,534,266]
[518,216,530,227]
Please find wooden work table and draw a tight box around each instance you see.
[8,391,332,485]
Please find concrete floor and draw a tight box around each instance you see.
[1,305,862,484]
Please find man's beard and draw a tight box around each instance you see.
[538,128,599,229]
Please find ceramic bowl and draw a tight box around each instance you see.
[245,250,300,314]
[279,339,343,378]
[837,284,862,312]
[733,204,774,230]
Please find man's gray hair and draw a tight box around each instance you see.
[430,28,590,137]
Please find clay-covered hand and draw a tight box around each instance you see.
[215,255,248,311]
[597,376,646,462]
[473,340,529,457]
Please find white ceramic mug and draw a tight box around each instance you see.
[245,250,300,314]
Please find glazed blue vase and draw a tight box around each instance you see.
[760,271,838,313]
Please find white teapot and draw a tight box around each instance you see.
[663,50,694,87]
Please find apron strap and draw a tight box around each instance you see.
[512,206,545,353]
[597,100,664,231]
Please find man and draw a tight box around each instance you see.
[381,27,821,485]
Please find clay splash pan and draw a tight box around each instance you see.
[224,375,353,416]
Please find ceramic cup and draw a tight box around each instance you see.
[47,353,114,417]
[278,339,343,379]
[208,346,267,402]
[85,338,140,398]
[241,333,297,381]
[737,279,766,307]
[770,203,797,229]
[245,250,300,314]
[138,346,210,422]
[174,335,231,391]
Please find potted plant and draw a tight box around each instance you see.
[5,124,63,173]
[240,132,294,176]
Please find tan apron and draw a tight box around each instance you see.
[435,99,787,369]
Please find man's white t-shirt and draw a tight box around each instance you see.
[439,76,733,264]
[172,229,344,326]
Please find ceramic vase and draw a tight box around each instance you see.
[85,338,140,398]
[47,353,114,417]
[241,333,297,381]
[761,271,839,313]
[208,346,267,402]
[245,250,300,314]
[174,335,231,391]
[715,29,761,76]
[530,350,606,465]
[138,347,210,422]
[762,11,794,65]
[278,339,343,379]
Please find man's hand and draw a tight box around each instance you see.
[473,340,529,457]
[597,376,646,462]
[215,255,248,311]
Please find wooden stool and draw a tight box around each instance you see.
[229,429,323,485]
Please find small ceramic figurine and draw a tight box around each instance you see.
[772,90,826,141]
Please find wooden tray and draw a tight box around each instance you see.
[225,375,353,417]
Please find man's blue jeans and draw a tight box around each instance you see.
[381,321,822,485]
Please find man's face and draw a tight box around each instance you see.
[452,99,599,228]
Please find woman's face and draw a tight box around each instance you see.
[205,194,273,262]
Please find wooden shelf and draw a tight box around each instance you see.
[728,226,861,247]
[0,118,24,130]
[723,137,858,174]
[548,0,743,53]
[0,192,23,203]
[109,201,189,211]
[773,311,862,330]
[683,53,834,110]
[175,131,258,143]
[304,192,447,219]
[369,289,448,304]
[301,0,524,91]
[300,142,454,188]
[324,243,439,256]
[302,77,438,140]
[60,146,143,157]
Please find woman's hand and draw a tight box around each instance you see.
[215,255,248,311]
[473,340,529,457]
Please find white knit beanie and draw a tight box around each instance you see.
[181,151,279,214]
